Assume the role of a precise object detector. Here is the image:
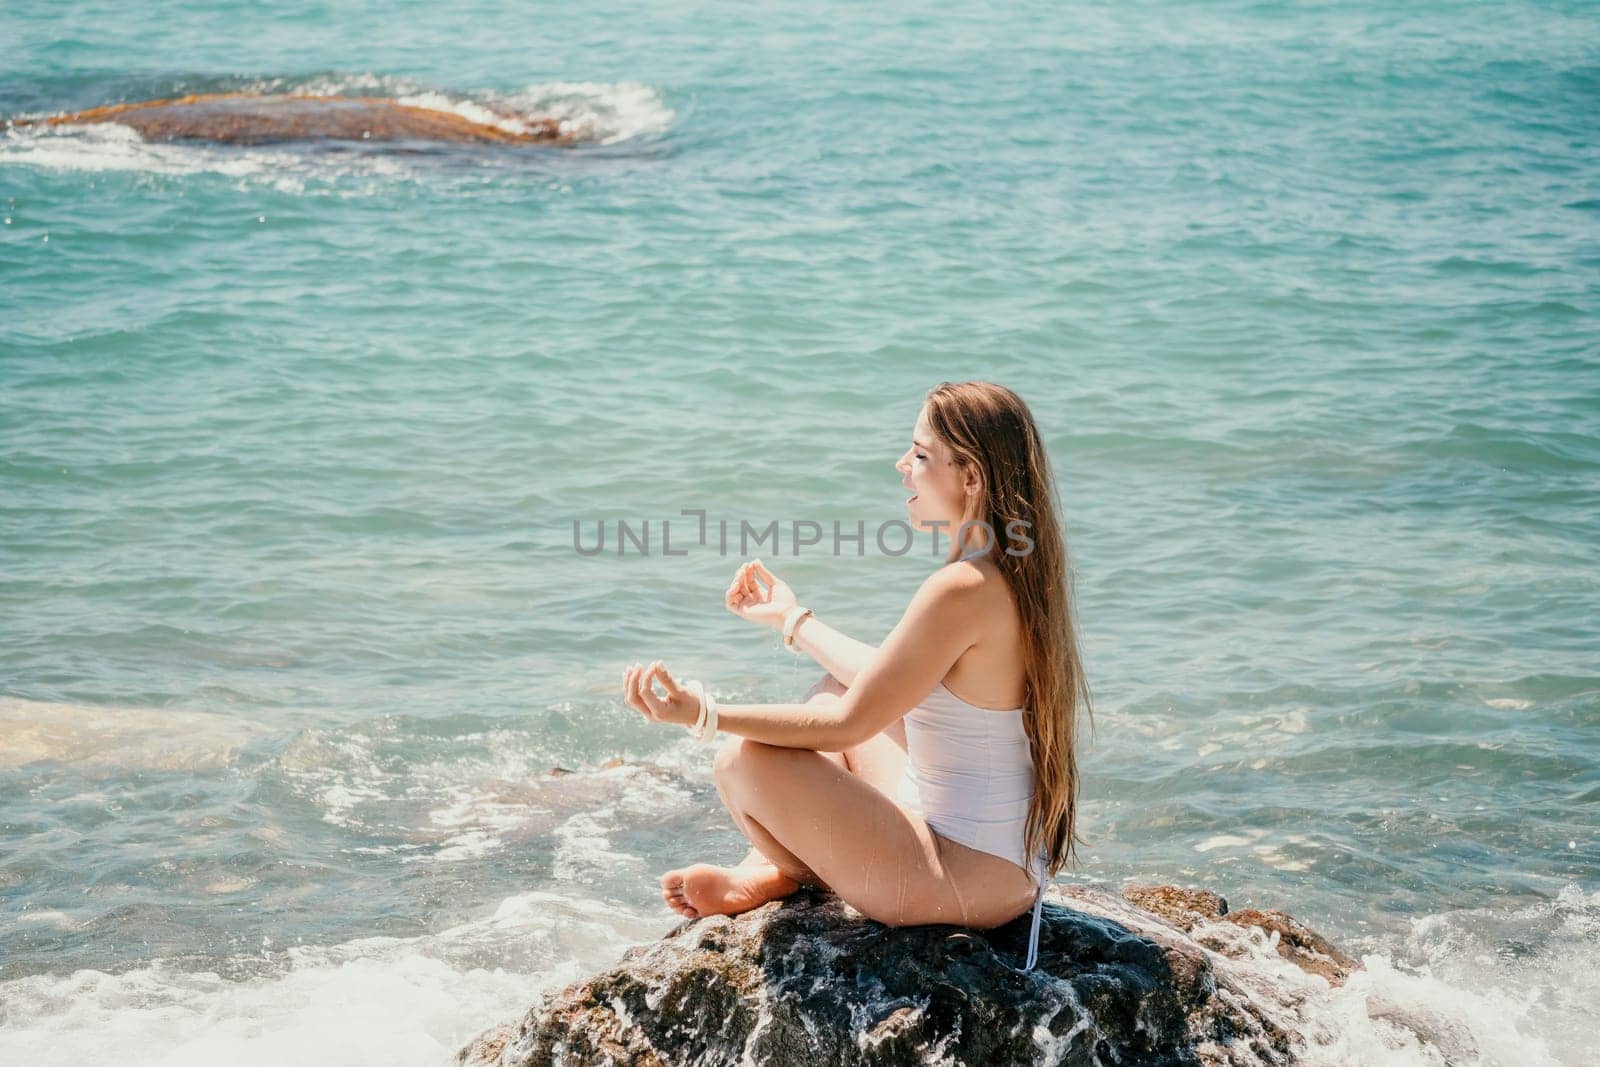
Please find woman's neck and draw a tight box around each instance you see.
[945,525,995,564]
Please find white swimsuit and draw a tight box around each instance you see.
[894,681,1049,972]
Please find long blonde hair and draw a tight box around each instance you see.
[923,380,1092,877]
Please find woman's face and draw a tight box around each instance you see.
[896,405,975,534]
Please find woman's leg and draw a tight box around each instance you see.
[711,738,1032,930]
[720,670,848,878]
[728,743,853,873]
[660,671,909,919]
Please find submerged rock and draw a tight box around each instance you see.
[7,92,574,147]
[458,882,1360,1066]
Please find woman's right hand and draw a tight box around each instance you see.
[725,559,797,631]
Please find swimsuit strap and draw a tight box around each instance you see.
[1019,850,1049,973]
[1020,887,1045,972]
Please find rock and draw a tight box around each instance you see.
[7,92,575,147]
[1213,910,1357,986]
[457,1025,517,1066]
[1120,886,1356,986]
[1121,884,1230,927]
[458,882,1360,1066]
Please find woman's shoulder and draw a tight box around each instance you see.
[923,559,1025,692]
[920,557,1010,607]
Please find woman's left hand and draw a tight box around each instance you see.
[622,660,699,727]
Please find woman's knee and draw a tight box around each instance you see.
[713,734,780,781]
[712,733,747,779]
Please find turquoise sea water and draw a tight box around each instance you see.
[3,1,1598,1063]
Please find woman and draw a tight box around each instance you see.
[620,380,1091,972]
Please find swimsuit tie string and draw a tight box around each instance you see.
[1020,854,1047,973]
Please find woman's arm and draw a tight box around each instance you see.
[785,612,877,686]
[725,559,877,684]
[712,564,985,750]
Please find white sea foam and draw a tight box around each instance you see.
[0,869,1593,1066]
[491,81,675,145]
[0,121,406,193]
[1194,884,1600,1066]
[241,72,421,98]
[1195,831,1261,852]
[423,784,541,863]
[394,91,530,135]
[550,761,697,884]
[0,891,669,1067]
[275,728,395,829]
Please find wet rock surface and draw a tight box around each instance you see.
[458,882,1360,1066]
[8,93,573,146]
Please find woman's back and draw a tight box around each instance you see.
[935,557,1030,709]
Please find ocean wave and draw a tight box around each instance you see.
[0,121,408,193]
[0,890,666,1067]
[1170,883,1598,1066]
[268,717,704,867]
[487,81,677,146]
[2,885,1593,1066]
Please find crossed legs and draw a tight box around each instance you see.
[658,672,996,929]
[661,673,847,917]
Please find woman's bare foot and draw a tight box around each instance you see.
[659,859,801,920]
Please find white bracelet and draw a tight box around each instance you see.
[782,606,814,653]
[685,679,708,736]
[697,689,719,742]
[684,679,718,742]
